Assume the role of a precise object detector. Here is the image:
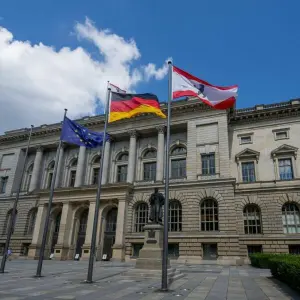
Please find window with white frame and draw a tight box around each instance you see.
[68,159,77,187]
[134,202,149,232]
[168,200,182,231]
[45,161,55,189]
[200,198,218,231]
[0,176,8,194]
[271,144,297,181]
[116,152,128,182]
[241,162,256,182]
[235,148,260,183]
[24,164,33,191]
[282,203,300,234]
[91,155,101,185]
[201,153,216,175]
[243,204,261,234]
[170,146,186,179]
[278,158,293,180]
[142,149,157,181]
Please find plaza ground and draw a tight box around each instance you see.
[0,260,299,300]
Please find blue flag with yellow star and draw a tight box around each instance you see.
[61,117,109,148]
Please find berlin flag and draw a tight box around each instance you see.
[172,65,238,110]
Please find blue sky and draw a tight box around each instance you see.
[1,0,300,131]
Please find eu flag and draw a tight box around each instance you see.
[61,117,109,148]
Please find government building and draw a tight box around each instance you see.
[1,97,300,265]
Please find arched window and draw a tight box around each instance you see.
[69,158,78,187]
[116,152,129,182]
[91,155,101,185]
[46,161,55,189]
[134,202,149,232]
[142,149,157,181]
[170,146,187,179]
[25,208,37,235]
[24,164,33,191]
[79,210,89,234]
[282,203,300,233]
[200,199,218,231]
[168,200,182,231]
[106,208,118,232]
[2,209,18,235]
[243,204,261,234]
[50,211,61,253]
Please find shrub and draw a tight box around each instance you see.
[249,253,286,269]
[269,255,300,291]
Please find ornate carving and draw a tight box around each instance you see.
[35,145,44,152]
[156,125,165,134]
[128,130,138,138]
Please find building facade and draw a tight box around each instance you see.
[1,98,300,264]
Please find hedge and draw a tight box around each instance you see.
[250,253,300,291]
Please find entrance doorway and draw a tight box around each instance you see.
[50,212,61,253]
[102,208,117,260]
[202,243,218,260]
[75,209,89,257]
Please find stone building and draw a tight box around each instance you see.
[1,97,300,264]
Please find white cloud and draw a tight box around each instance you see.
[0,18,167,134]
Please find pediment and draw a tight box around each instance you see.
[236,148,260,161]
[271,144,298,158]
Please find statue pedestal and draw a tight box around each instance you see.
[123,223,183,284]
[135,223,167,270]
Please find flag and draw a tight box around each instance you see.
[109,83,126,94]
[61,117,109,148]
[109,92,166,123]
[172,65,238,110]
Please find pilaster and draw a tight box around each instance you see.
[101,139,111,184]
[74,146,86,187]
[156,126,165,181]
[29,146,44,192]
[54,143,65,188]
[127,130,137,183]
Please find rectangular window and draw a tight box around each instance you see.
[117,165,127,182]
[143,162,156,181]
[240,136,252,144]
[171,159,186,179]
[0,176,8,194]
[69,170,76,187]
[279,158,293,180]
[247,245,262,255]
[168,244,179,258]
[47,173,53,189]
[241,162,256,182]
[275,131,288,140]
[92,168,100,185]
[26,174,32,191]
[132,244,143,258]
[289,245,300,255]
[201,153,216,175]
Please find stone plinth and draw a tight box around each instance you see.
[123,223,183,284]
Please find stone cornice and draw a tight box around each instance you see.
[229,99,300,125]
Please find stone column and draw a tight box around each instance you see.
[29,146,44,192]
[156,126,165,181]
[28,204,47,259]
[54,143,65,188]
[101,139,111,185]
[81,202,96,259]
[54,203,73,260]
[127,130,137,183]
[74,146,86,187]
[112,199,127,261]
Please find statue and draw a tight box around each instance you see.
[149,188,165,224]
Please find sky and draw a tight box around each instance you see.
[0,0,300,133]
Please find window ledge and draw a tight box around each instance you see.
[197,173,220,180]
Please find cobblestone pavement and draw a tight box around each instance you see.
[0,260,299,299]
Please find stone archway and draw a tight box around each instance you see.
[75,209,89,257]
[48,209,62,256]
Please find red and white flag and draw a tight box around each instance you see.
[172,66,238,110]
[109,83,126,94]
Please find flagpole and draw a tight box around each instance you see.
[86,81,111,283]
[161,60,173,291]
[35,109,67,277]
[0,125,34,273]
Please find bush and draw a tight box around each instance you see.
[249,253,286,269]
[269,255,300,291]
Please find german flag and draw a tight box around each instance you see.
[109,92,166,123]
